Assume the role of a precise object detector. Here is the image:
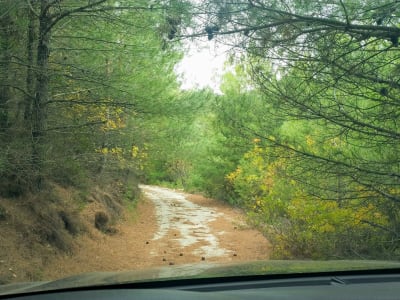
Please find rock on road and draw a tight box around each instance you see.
[140,185,270,265]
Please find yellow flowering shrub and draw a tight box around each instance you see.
[272,195,389,259]
[227,141,392,259]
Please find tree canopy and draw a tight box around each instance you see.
[177,0,399,204]
[0,0,190,193]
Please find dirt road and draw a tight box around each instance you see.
[43,185,270,280]
[142,185,232,259]
[141,185,270,264]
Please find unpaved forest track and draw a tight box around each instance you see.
[142,185,231,259]
[141,185,270,265]
[43,185,270,280]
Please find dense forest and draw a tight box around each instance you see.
[0,0,190,194]
[0,0,399,260]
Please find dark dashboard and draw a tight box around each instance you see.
[2,270,400,300]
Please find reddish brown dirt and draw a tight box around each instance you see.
[42,190,270,280]
[188,194,270,262]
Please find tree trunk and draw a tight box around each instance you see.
[31,0,51,190]
[24,2,37,124]
[0,12,12,133]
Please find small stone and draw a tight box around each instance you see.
[169,262,174,265]
[164,250,167,254]
[145,241,149,244]
[234,226,237,230]
[162,258,166,261]
[233,253,237,257]
[201,257,205,261]
[179,253,183,256]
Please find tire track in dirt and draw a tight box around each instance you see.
[140,185,270,265]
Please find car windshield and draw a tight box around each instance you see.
[0,0,399,293]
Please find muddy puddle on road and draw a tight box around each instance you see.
[140,185,233,259]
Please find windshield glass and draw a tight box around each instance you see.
[0,0,399,292]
